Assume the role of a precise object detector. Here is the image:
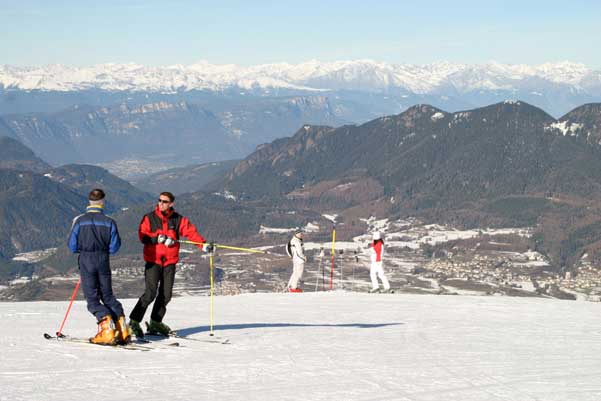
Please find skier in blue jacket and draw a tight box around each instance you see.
[68,189,130,345]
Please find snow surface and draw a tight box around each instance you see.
[3,292,601,401]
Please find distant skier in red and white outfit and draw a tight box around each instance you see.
[369,232,391,293]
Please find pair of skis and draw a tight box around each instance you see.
[44,330,230,351]
[43,332,163,351]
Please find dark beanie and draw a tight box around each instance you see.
[88,188,105,201]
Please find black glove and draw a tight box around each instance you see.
[143,235,159,245]
[203,242,215,253]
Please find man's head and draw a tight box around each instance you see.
[294,231,304,239]
[88,188,105,207]
[157,191,175,213]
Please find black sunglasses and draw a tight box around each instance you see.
[157,199,172,204]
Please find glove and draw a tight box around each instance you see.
[157,234,166,244]
[203,242,215,253]
[164,237,176,247]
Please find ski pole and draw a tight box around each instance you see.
[209,251,215,336]
[329,225,336,290]
[352,250,357,292]
[179,240,283,256]
[57,279,81,337]
[314,250,324,292]
[338,250,342,289]
[322,250,325,291]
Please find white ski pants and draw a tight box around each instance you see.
[370,261,390,290]
[288,260,305,289]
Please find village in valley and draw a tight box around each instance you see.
[5,217,601,303]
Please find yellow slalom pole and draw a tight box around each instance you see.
[179,239,284,336]
[329,225,336,290]
[209,251,214,336]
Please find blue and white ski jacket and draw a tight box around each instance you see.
[68,205,121,254]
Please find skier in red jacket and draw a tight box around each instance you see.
[129,191,207,337]
[369,232,391,293]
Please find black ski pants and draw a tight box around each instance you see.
[129,263,176,323]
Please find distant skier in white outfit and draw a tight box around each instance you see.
[287,231,306,292]
[369,232,390,293]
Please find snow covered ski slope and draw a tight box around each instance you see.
[2,292,601,401]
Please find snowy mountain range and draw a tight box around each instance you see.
[2,60,600,95]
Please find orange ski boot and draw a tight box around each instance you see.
[90,315,117,345]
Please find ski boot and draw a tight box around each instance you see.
[369,288,380,294]
[146,319,173,336]
[115,315,132,344]
[129,319,144,338]
[90,315,116,345]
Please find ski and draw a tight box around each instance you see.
[44,332,151,351]
[368,289,395,294]
[144,332,230,344]
[172,334,230,345]
[143,323,230,344]
[134,337,181,347]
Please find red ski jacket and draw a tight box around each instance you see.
[139,206,206,266]
[371,241,383,262]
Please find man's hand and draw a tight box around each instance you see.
[164,237,176,247]
[157,234,167,244]
[203,242,215,253]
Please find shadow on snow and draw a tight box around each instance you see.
[176,322,403,337]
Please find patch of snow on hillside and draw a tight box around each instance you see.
[12,247,57,263]
[322,214,338,223]
[259,225,297,234]
[430,112,445,121]
[333,182,354,191]
[360,216,389,233]
[8,277,31,286]
[544,121,584,136]
[354,221,532,250]
[303,222,320,232]
[213,190,237,200]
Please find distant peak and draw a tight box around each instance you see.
[475,100,549,115]
[400,104,446,120]
[561,103,601,119]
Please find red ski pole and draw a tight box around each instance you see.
[56,279,81,337]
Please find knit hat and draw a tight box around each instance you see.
[88,188,105,201]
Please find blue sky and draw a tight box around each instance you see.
[1,0,600,68]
